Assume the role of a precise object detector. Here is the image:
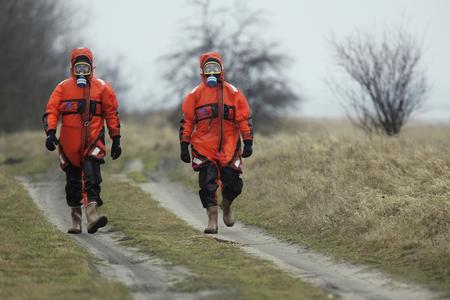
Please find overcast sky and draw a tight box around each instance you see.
[77,0,450,121]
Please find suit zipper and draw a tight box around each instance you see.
[218,82,224,152]
[82,84,91,155]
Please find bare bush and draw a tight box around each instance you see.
[330,29,429,135]
[161,0,302,132]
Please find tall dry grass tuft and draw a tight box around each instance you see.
[237,126,450,286]
[160,118,450,287]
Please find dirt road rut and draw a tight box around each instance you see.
[138,174,442,300]
[19,173,214,300]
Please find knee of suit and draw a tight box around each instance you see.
[83,159,103,184]
[200,181,218,193]
[65,167,82,207]
[198,164,218,192]
[222,177,243,201]
[199,189,217,208]
[65,178,81,203]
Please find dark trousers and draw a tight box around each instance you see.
[64,159,103,207]
[198,164,243,208]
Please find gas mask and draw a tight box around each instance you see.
[73,61,92,88]
[203,61,222,87]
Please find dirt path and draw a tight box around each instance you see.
[18,172,214,300]
[136,169,442,300]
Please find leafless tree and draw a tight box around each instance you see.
[0,0,127,132]
[161,0,302,132]
[330,29,428,135]
[0,0,78,132]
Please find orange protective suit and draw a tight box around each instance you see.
[43,47,121,208]
[179,52,253,171]
[43,48,121,169]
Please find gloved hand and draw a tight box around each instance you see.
[242,140,253,158]
[45,129,58,151]
[111,136,122,160]
[180,142,191,163]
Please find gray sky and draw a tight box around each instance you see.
[78,0,450,121]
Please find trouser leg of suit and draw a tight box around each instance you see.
[220,166,243,204]
[65,164,82,207]
[198,163,219,208]
[82,158,103,207]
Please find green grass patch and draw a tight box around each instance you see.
[101,178,329,300]
[127,171,148,183]
[0,132,55,178]
[0,172,130,300]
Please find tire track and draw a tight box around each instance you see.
[135,170,442,300]
[18,172,216,300]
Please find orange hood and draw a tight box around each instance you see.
[199,52,225,84]
[70,47,94,78]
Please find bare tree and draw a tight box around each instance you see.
[0,0,79,132]
[330,29,428,135]
[161,0,302,131]
[0,1,129,132]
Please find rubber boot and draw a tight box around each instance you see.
[85,202,108,234]
[204,206,218,234]
[221,197,235,227]
[67,207,82,234]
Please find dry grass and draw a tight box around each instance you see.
[0,120,329,299]
[160,117,450,290]
[238,130,450,287]
[0,131,54,177]
[3,116,450,292]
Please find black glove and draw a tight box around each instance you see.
[180,142,191,163]
[45,129,58,151]
[111,136,122,160]
[242,140,253,158]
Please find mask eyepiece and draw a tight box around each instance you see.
[73,62,92,76]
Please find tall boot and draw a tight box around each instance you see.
[85,202,108,234]
[67,206,82,234]
[204,206,218,234]
[221,197,235,227]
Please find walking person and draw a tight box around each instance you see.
[43,47,122,234]
[179,52,254,234]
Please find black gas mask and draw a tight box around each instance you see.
[73,56,92,88]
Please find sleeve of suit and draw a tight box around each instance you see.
[102,83,121,138]
[235,91,253,141]
[43,84,63,134]
[179,93,196,143]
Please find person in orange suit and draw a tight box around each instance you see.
[179,52,254,234]
[43,47,122,234]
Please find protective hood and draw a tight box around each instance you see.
[199,52,224,84]
[70,47,94,78]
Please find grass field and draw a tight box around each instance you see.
[0,131,130,299]
[2,117,450,296]
[135,117,450,292]
[237,125,450,290]
[0,172,130,300]
[0,122,329,299]
[101,177,328,299]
